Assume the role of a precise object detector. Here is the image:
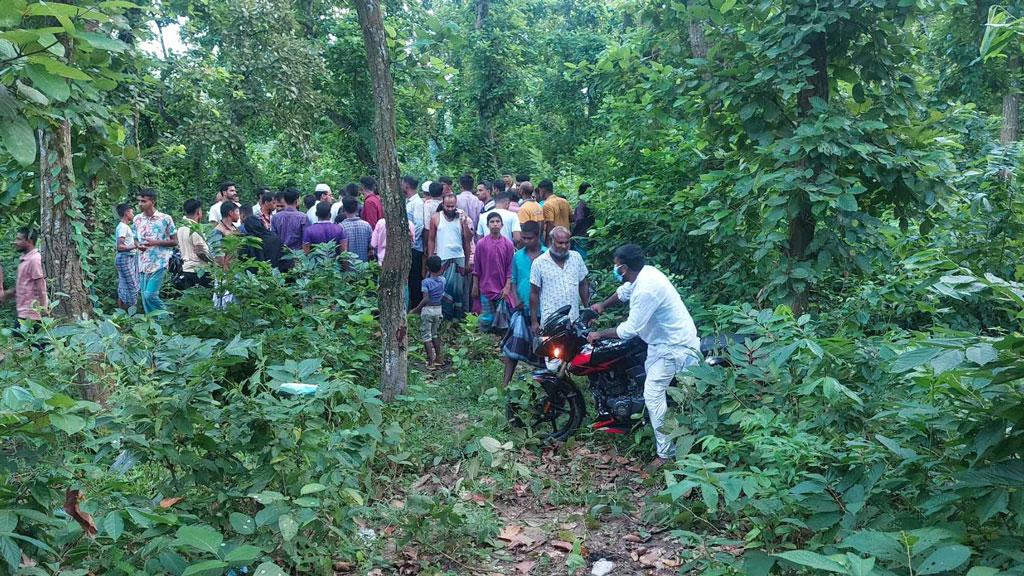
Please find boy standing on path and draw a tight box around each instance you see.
[472,212,515,331]
[114,203,140,310]
[410,255,450,369]
[134,189,177,314]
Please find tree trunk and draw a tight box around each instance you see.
[687,19,708,59]
[1001,56,1020,146]
[789,31,828,315]
[37,123,91,320]
[354,0,409,402]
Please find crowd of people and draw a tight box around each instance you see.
[4,172,703,467]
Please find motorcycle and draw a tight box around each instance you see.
[507,304,734,441]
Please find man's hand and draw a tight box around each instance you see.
[590,303,604,315]
[531,319,540,335]
[470,286,480,300]
[587,331,603,344]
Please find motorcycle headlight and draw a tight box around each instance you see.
[553,347,561,358]
[545,358,563,371]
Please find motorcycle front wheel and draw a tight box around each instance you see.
[506,376,585,442]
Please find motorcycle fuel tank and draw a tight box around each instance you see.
[568,337,647,375]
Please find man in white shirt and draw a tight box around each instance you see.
[209,181,238,223]
[529,227,590,333]
[476,192,521,244]
[588,244,700,470]
[307,183,336,223]
[404,175,426,306]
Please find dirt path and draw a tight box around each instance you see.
[350,354,703,575]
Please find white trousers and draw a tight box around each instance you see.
[644,350,697,459]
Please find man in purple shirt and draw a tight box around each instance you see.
[303,201,348,255]
[472,212,515,331]
[271,188,308,271]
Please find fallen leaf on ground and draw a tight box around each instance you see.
[515,560,536,573]
[410,474,432,490]
[513,483,528,497]
[498,524,524,541]
[661,557,681,568]
[333,560,354,572]
[470,493,487,504]
[390,499,405,509]
[159,497,184,508]
[551,540,573,552]
[623,533,644,543]
[639,547,664,567]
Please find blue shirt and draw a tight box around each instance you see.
[422,275,445,305]
[512,246,545,311]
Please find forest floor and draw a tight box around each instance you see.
[354,337,713,576]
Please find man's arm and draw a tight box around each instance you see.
[530,283,541,331]
[579,279,590,308]
[427,214,437,256]
[462,216,474,272]
[592,292,621,314]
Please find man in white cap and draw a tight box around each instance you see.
[307,183,335,224]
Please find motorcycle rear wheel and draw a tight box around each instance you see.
[506,377,585,442]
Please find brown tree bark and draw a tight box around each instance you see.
[688,19,708,59]
[354,0,409,402]
[1001,56,1020,146]
[37,122,91,320]
[789,31,828,315]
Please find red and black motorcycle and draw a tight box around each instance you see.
[507,304,733,441]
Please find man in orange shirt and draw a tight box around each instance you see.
[539,179,571,243]
[516,181,544,230]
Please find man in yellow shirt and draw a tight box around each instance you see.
[539,179,571,242]
[516,181,544,228]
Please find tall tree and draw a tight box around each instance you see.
[353,0,409,401]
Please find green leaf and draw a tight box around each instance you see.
[876,434,917,459]
[249,491,285,504]
[0,511,14,534]
[49,413,87,434]
[25,64,69,102]
[720,0,736,12]
[773,550,846,573]
[181,559,228,576]
[15,80,47,105]
[966,344,998,366]
[891,347,942,373]
[917,545,971,575]
[0,536,19,571]
[480,436,502,453]
[278,514,298,541]
[0,115,36,166]
[228,512,255,535]
[27,55,93,81]
[252,562,287,576]
[965,567,1000,576]
[104,511,124,542]
[224,545,261,563]
[840,531,903,562]
[299,482,327,495]
[74,30,128,52]
[175,525,223,555]
[0,0,26,27]
[836,194,858,211]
